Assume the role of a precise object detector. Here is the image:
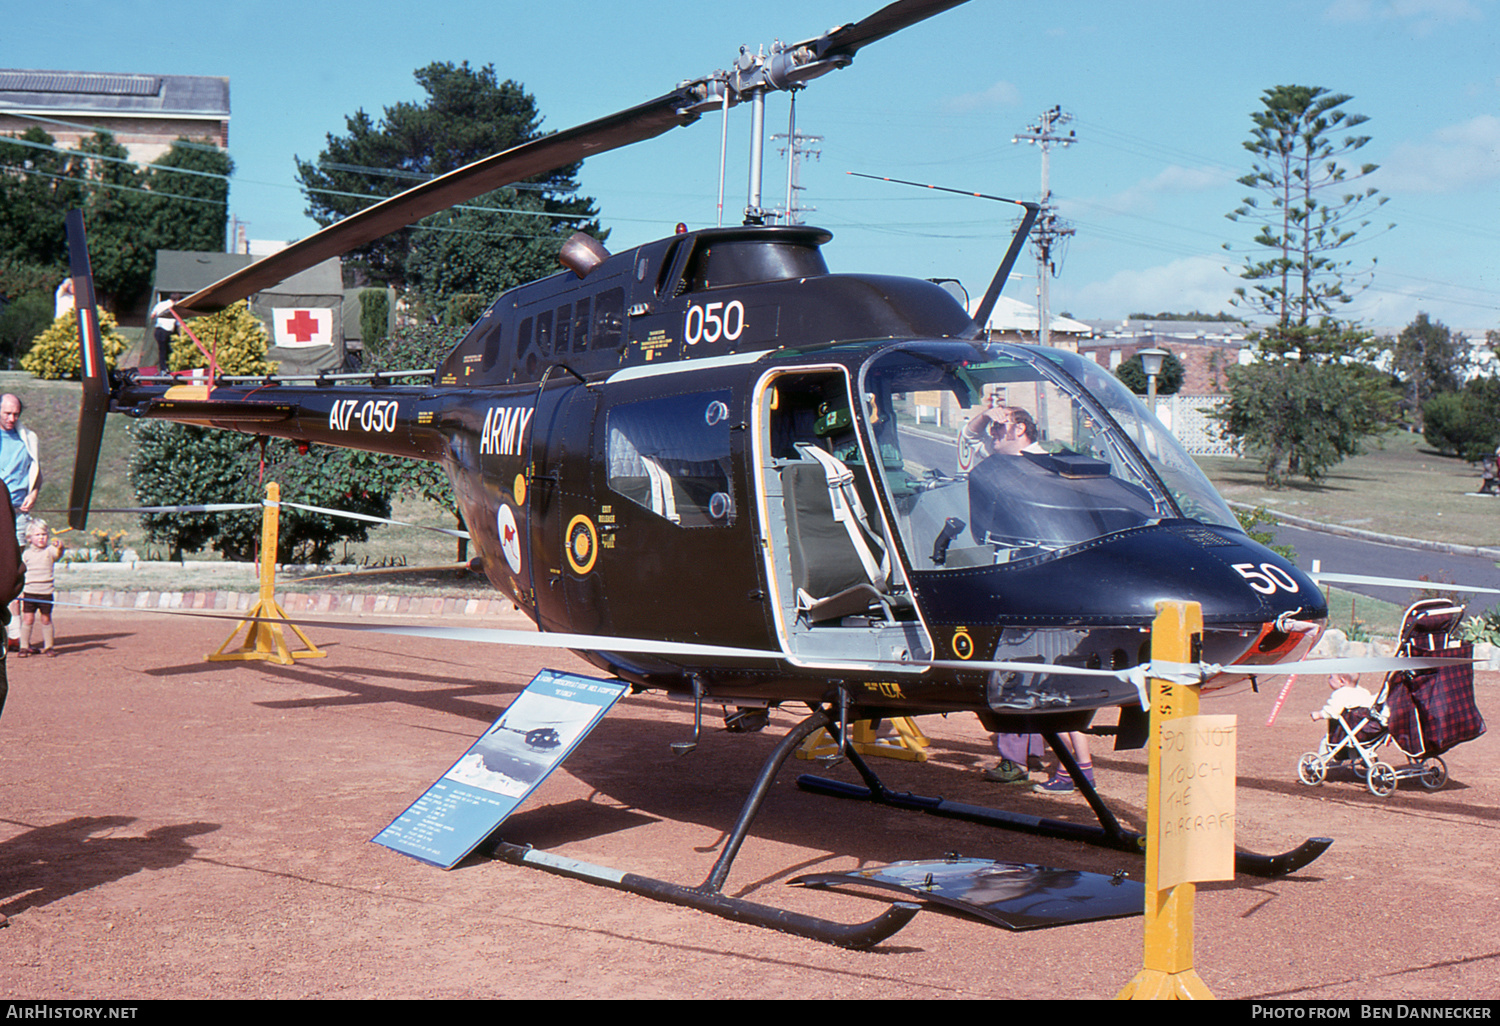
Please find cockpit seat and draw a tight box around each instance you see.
[781,451,909,623]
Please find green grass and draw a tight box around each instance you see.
[1198,430,1500,550]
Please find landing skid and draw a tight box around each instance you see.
[482,707,918,949]
[797,730,1331,879]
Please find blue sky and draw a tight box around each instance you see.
[9,0,1500,334]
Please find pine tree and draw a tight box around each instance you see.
[1226,85,1390,361]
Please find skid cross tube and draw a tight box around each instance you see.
[485,706,918,948]
[797,731,1331,879]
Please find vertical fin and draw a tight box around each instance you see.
[65,209,108,532]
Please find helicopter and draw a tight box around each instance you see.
[61,0,1375,947]
[503,725,563,752]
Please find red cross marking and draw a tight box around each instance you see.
[283,310,320,343]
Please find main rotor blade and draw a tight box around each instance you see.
[810,0,971,59]
[180,86,704,313]
[181,0,974,314]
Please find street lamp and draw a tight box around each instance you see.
[1138,347,1168,419]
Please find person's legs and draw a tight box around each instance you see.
[1033,732,1095,793]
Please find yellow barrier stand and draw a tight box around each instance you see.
[795,717,931,762]
[207,482,326,666]
[1117,599,1216,1000]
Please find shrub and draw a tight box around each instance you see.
[21,307,129,379]
[0,291,56,368]
[1423,378,1500,462]
[130,420,390,563]
[169,300,276,376]
[443,293,487,327]
[359,288,392,353]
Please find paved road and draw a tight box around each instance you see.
[1271,522,1500,618]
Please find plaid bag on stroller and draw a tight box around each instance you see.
[1297,598,1484,797]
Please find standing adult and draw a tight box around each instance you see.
[0,486,22,714]
[0,394,40,652]
[0,484,18,928]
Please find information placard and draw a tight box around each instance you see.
[373,669,628,868]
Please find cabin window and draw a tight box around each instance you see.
[516,317,533,365]
[572,297,591,353]
[655,239,685,295]
[594,288,624,351]
[606,390,735,528]
[536,310,553,354]
[474,313,504,372]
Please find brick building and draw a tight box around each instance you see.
[0,69,229,161]
[1076,318,1251,395]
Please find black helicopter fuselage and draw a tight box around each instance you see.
[107,223,1325,732]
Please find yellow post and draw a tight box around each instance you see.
[1117,599,1216,1000]
[208,482,326,666]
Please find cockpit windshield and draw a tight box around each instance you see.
[855,341,1240,571]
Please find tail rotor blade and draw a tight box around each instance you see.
[65,209,108,532]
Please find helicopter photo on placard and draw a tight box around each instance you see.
[446,690,601,795]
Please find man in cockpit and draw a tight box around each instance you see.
[964,402,1045,458]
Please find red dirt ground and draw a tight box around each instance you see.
[1,606,1498,1001]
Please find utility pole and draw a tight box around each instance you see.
[770,88,822,225]
[770,129,822,224]
[1012,106,1076,348]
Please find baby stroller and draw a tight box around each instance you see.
[1297,598,1486,797]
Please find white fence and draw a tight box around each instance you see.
[1159,394,1239,457]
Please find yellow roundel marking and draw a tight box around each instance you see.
[952,627,975,660]
[513,474,527,505]
[565,515,598,575]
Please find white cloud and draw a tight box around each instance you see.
[1378,114,1500,193]
[1081,165,1234,218]
[1063,256,1241,319]
[940,80,1021,114]
[1325,0,1485,34]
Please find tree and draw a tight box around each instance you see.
[1388,312,1467,430]
[1423,377,1500,462]
[1226,85,1390,362]
[136,139,234,254]
[1216,86,1397,485]
[1215,360,1395,487]
[0,130,230,310]
[0,128,83,268]
[294,62,601,299]
[1126,310,1242,323]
